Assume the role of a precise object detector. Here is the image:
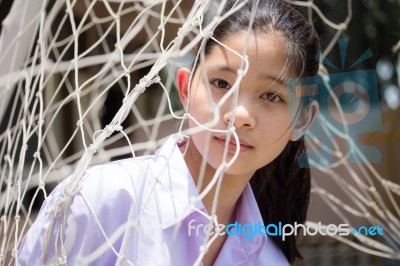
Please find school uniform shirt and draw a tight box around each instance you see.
[17,134,289,266]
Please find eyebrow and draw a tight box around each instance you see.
[207,65,236,74]
[207,65,285,85]
[266,75,285,85]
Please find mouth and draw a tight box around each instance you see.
[214,136,253,153]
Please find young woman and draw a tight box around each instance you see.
[18,0,320,265]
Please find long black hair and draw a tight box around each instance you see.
[198,0,320,263]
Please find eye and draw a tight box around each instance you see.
[210,79,231,90]
[260,91,284,103]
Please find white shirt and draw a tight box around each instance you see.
[17,135,289,265]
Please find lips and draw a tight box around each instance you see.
[214,136,253,153]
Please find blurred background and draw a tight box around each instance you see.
[295,1,400,265]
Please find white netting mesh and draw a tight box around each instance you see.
[0,0,399,265]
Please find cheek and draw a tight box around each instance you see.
[259,111,293,138]
[188,89,215,124]
[256,118,292,163]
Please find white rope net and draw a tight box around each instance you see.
[0,0,399,265]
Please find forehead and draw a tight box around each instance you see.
[203,31,292,79]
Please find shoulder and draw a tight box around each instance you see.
[74,156,154,206]
[81,156,152,186]
[40,155,156,218]
[50,136,183,212]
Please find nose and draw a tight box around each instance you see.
[223,105,256,129]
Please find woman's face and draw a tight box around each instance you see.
[178,31,300,178]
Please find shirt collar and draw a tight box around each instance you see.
[235,183,267,257]
[151,134,206,229]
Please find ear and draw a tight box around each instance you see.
[290,101,319,141]
[176,67,191,110]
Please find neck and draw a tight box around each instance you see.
[182,142,253,226]
[201,173,246,225]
